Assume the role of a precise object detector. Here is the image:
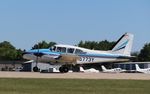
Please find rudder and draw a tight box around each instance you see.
[135,64,140,71]
[111,33,134,56]
[101,65,107,71]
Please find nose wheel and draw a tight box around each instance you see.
[33,66,39,72]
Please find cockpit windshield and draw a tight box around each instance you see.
[50,46,56,51]
[53,46,56,51]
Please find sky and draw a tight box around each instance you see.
[0,0,150,52]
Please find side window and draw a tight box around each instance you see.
[67,48,74,54]
[56,47,61,52]
[75,49,84,54]
[61,47,66,53]
[56,47,66,53]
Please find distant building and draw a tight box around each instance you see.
[22,61,61,72]
[0,61,23,71]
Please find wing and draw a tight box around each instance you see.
[41,53,80,64]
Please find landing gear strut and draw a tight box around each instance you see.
[33,66,39,72]
[59,66,69,73]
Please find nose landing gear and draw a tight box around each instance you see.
[33,66,39,72]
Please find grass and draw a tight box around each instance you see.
[0,78,150,94]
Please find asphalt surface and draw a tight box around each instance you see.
[0,71,150,80]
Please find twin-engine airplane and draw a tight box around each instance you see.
[23,33,134,73]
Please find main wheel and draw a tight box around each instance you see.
[59,67,69,73]
[59,67,64,73]
[63,67,69,73]
[33,66,39,72]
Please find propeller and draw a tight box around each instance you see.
[36,47,39,66]
[33,44,40,72]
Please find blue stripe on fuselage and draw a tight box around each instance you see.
[27,49,61,56]
[79,53,122,58]
[114,40,129,51]
[27,49,126,59]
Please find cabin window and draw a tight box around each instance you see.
[75,49,84,54]
[56,47,66,53]
[67,48,74,54]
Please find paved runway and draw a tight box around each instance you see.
[0,71,150,80]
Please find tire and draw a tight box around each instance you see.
[59,67,69,73]
[33,67,39,72]
[59,67,64,73]
[63,67,69,73]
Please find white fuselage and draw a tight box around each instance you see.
[74,47,129,64]
[22,33,134,72]
[23,44,130,65]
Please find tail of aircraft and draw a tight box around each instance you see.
[111,33,134,56]
[79,66,85,72]
[135,64,141,71]
[101,65,107,71]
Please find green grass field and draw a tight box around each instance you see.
[0,78,150,94]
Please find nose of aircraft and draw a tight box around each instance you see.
[22,49,52,60]
[22,49,60,62]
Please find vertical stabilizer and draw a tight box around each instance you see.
[111,33,134,56]
[80,67,85,72]
[101,65,107,71]
[135,64,141,71]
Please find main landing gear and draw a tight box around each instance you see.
[59,66,69,73]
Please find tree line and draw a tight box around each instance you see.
[0,40,150,62]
